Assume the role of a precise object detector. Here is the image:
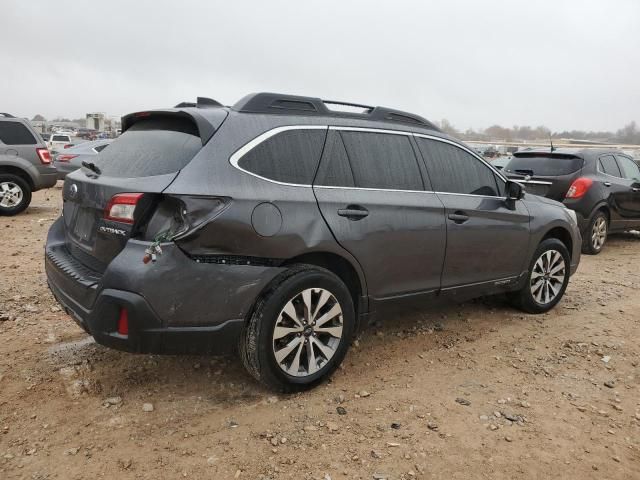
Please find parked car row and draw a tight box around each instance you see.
[0,114,112,214]
[0,112,57,215]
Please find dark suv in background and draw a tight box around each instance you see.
[504,149,640,254]
[45,93,581,391]
[0,113,57,215]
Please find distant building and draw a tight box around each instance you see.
[86,113,105,131]
[30,120,47,134]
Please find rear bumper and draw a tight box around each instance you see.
[47,279,245,354]
[33,171,58,190]
[45,217,284,354]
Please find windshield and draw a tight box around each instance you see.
[94,116,202,178]
[504,154,583,176]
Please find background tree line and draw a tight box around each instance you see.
[438,119,640,144]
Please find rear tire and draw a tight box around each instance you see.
[239,265,355,392]
[582,210,607,255]
[510,238,571,314]
[0,174,31,216]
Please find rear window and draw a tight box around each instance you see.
[52,135,70,142]
[94,117,202,178]
[505,154,583,176]
[237,129,326,185]
[0,121,37,145]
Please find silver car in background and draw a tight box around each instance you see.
[53,139,112,179]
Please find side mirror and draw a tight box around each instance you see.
[506,180,524,201]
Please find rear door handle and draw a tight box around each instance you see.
[448,211,470,224]
[604,182,612,187]
[337,206,369,220]
[633,187,640,192]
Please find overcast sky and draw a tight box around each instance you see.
[1,0,639,132]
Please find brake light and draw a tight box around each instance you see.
[56,154,78,162]
[63,144,73,149]
[36,148,51,164]
[117,308,129,335]
[565,177,593,199]
[104,193,144,224]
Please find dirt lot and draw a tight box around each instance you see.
[1,186,639,480]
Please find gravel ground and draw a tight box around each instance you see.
[1,185,639,479]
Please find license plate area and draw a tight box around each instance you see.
[523,183,549,196]
[71,207,98,247]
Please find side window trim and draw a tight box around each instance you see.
[230,125,505,197]
[597,154,622,179]
[336,128,426,191]
[229,125,327,187]
[413,132,508,199]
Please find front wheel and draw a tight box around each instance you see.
[0,174,31,216]
[239,265,355,392]
[510,238,571,314]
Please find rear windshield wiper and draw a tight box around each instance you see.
[82,161,101,176]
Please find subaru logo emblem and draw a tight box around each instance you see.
[69,184,78,198]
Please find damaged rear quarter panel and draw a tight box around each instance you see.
[102,240,284,327]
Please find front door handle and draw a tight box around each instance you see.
[337,206,369,220]
[604,182,612,187]
[633,187,640,192]
[448,211,470,224]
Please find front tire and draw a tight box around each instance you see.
[239,265,355,392]
[511,238,571,314]
[582,211,607,255]
[0,174,31,216]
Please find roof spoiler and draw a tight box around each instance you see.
[120,108,227,145]
[173,97,223,109]
[232,92,440,130]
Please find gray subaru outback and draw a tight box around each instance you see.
[0,113,58,215]
[45,93,581,391]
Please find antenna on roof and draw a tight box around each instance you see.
[549,132,556,152]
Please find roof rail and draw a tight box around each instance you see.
[0,112,15,118]
[173,97,223,109]
[232,92,439,130]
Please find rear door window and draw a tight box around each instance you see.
[598,155,622,177]
[95,116,203,178]
[504,154,583,176]
[0,121,37,145]
[616,155,640,181]
[417,137,503,196]
[338,131,424,190]
[237,128,327,185]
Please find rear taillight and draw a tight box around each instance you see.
[63,144,73,149]
[36,148,51,164]
[117,308,129,335]
[565,177,593,199]
[105,193,144,224]
[56,154,78,162]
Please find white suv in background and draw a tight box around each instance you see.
[48,134,73,154]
